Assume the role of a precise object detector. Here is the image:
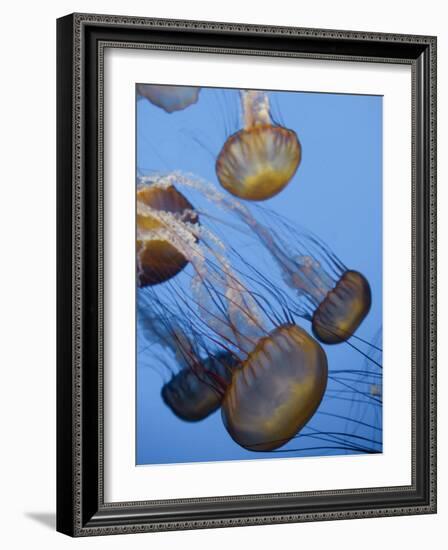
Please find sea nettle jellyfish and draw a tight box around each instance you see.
[137,84,201,113]
[162,352,239,421]
[137,189,328,451]
[222,324,328,451]
[136,182,198,286]
[138,294,239,422]
[216,90,301,201]
[244,207,372,346]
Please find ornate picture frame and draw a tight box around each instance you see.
[56,13,437,536]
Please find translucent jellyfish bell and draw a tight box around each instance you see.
[311,270,372,344]
[222,324,328,451]
[138,292,240,422]
[137,84,201,113]
[161,352,239,422]
[216,90,301,201]
[246,215,373,345]
[136,182,198,286]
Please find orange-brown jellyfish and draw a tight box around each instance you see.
[312,270,372,344]
[137,84,200,113]
[216,90,301,201]
[222,324,328,451]
[138,290,239,421]
[246,222,372,346]
[250,230,372,346]
[161,352,240,422]
[136,183,198,287]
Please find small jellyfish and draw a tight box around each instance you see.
[137,84,200,113]
[312,270,372,344]
[138,292,239,422]
[162,352,240,422]
[136,182,198,286]
[241,210,372,345]
[216,90,301,201]
[222,324,328,451]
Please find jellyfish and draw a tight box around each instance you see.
[161,352,240,422]
[137,84,201,113]
[232,217,373,346]
[216,90,301,201]
[311,271,371,344]
[138,290,240,422]
[222,324,327,451]
[136,182,198,286]
[244,207,372,346]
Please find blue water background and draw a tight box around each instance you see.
[136,86,383,465]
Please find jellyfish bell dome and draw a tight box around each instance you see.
[137,184,198,287]
[161,352,239,422]
[215,90,301,202]
[221,324,328,451]
[137,84,201,113]
[311,270,372,345]
[216,124,301,201]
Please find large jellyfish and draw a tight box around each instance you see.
[222,324,327,451]
[216,90,301,201]
[137,84,201,113]
[136,182,198,286]
[147,172,372,347]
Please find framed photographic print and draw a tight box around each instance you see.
[56,13,437,536]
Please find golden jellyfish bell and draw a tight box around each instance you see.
[137,184,198,287]
[216,90,301,201]
[216,126,301,201]
[221,324,327,451]
[137,84,200,113]
[312,271,372,345]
